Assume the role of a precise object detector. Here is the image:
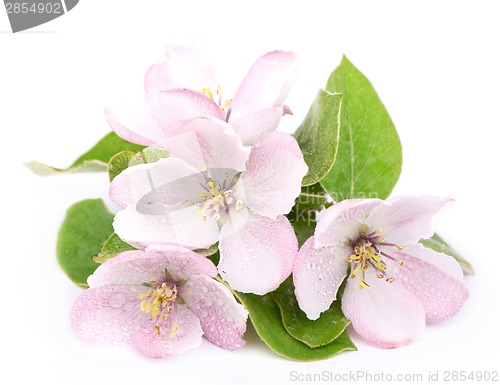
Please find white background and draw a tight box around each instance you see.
[1,1,499,384]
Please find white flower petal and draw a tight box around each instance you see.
[342,270,426,348]
[293,237,349,320]
[218,212,297,295]
[241,132,307,220]
[368,195,454,245]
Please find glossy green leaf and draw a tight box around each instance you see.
[295,90,342,186]
[205,249,220,266]
[93,232,136,263]
[287,184,329,247]
[194,243,219,258]
[234,288,355,361]
[272,278,350,348]
[420,233,474,274]
[107,146,170,181]
[107,150,143,181]
[142,147,170,163]
[27,132,145,175]
[321,56,402,201]
[57,199,115,286]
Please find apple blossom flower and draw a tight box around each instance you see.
[109,119,308,295]
[107,42,298,146]
[71,249,248,358]
[293,196,469,348]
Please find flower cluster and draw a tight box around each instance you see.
[36,43,470,360]
[71,43,308,357]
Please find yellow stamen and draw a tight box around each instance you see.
[201,87,213,99]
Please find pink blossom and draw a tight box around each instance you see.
[71,249,248,358]
[293,196,469,348]
[110,120,308,295]
[107,42,298,146]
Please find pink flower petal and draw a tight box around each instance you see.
[106,89,224,146]
[341,270,426,348]
[368,195,454,245]
[113,204,220,250]
[241,132,308,219]
[229,105,288,146]
[132,305,203,358]
[232,50,297,113]
[109,158,199,208]
[162,117,250,171]
[389,243,469,322]
[218,212,297,295]
[293,237,350,320]
[314,199,383,248]
[145,246,218,281]
[144,42,218,93]
[70,284,147,346]
[87,250,167,288]
[181,275,248,350]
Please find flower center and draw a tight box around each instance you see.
[193,168,244,222]
[347,226,404,289]
[201,86,233,121]
[140,281,179,336]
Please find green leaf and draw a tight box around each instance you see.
[142,147,170,163]
[56,199,115,286]
[234,288,356,361]
[107,150,144,182]
[295,90,342,186]
[287,184,329,247]
[107,146,170,181]
[93,233,137,263]
[194,243,219,258]
[27,132,145,175]
[420,233,474,274]
[272,278,350,348]
[321,56,402,201]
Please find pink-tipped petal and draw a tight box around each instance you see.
[181,275,248,350]
[241,132,308,219]
[293,237,349,320]
[145,246,218,281]
[232,50,298,112]
[368,195,454,245]
[389,243,469,322]
[229,105,287,146]
[218,212,297,295]
[163,117,250,171]
[132,305,203,358]
[144,42,218,93]
[341,271,426,348]
[87,250,167,288]
[71,284,147,346]
[106,89,224,146]
[314,199,382,248]
[113,204,220,250]
[109,158,199,208]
